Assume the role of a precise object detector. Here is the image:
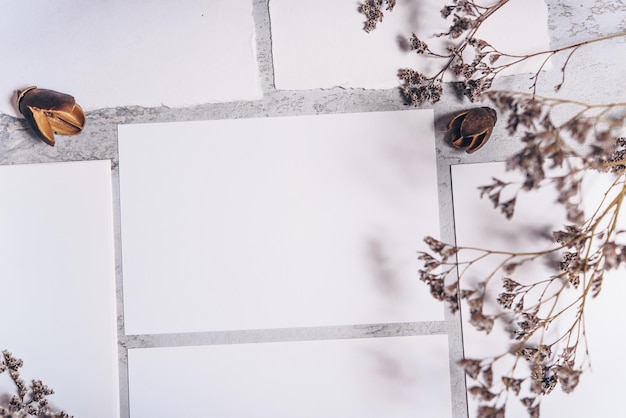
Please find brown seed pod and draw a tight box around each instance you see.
[16,86,86,146]
[448,107,497,153]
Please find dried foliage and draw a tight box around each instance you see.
[417,88,626,418]
[358,0,396,33]
[482,92,626,221]
[419,163,626,413]
[360,1,626,417]
[0,351,71,417]
[362,0,626,105]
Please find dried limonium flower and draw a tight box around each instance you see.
[603,137,626,173]
[358,0,396,33]
[418,169,626,416]
[473,91,626,225]
[398,68,443,105]
[0,350,72,417]
[362,1,626,105]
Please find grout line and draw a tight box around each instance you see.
[111,147,131,418]
[121,321,450,350]
[437,153,469,417]
[253,0,276,94]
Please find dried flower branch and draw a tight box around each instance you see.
[0,350,71,417]
[483,91,626,222]
[419,91,626,416]
[361,2,626,416]
[420,169,626,413]
[362,0,626,105]
[358,0,396,33]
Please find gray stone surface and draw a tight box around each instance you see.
[1,1,624,417]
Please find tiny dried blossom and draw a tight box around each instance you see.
[409,33,429,54]
[402,80,443,105]
[482,366,494,387]
[477,405,506,418]
[470,309,495,333]
[560,251,580,271]
[502,277,522,292]
[423,236,457,258]
[560,346,576,362]
[458,77,493,102]
[604,137,626,173]
[0,351,71,417]
[499,197,516,219]
[513,313,542,340]
[458,358,483,380]
[530,366,557,395]
[441,5,455,18]
[418,252,440,271]
[518,347,539,361]
[359,0,396,32]
[469,385,497,401]
[445,14,476,38]
[3,351,23,371]
[501,376,523,395]
[601,241,626,270]
[398,68,425,86]
[538,344,552,359]
[496,292,516,309]
[527,404,540,418]
[555,365,582,393]
[553,225,583,248]
[591,273,603,298]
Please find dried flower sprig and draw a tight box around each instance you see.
[358,0,396,33]
[420,93,626,416]
[419,169,626,414]
[420,91,626,416]
[481,91,626,221]
[361,2,626,416]
[398,0,511,104]
[402,27,626,105]
[0,350,71,418]
[361,0,626,105]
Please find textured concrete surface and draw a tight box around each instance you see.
[1,1,624,417]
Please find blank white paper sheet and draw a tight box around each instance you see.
[0,0,261,116]
[452,162,626,417]
[118,109,441,335]
[0,161,119,417]
[128,335,451,417]
[269,0,550,90]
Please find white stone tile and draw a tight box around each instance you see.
[118,110,442,334]
[451,162,626,417]
[0,161,118,417]
[128,335,451,417]
[0,0,261,116]
[269,0,550,90]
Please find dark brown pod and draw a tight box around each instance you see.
[448,107,497,153]
[16,86,86,146]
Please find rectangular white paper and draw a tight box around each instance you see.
[269,0,550,90]
[0,0,261,116]
[0,161,119,417]
[452,162,626,417]
[118,110,442,335]
[128,336,452,417]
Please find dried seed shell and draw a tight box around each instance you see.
[448,107,497,153]
[16,86,86,146]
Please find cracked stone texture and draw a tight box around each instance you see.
[0,2,623,417]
